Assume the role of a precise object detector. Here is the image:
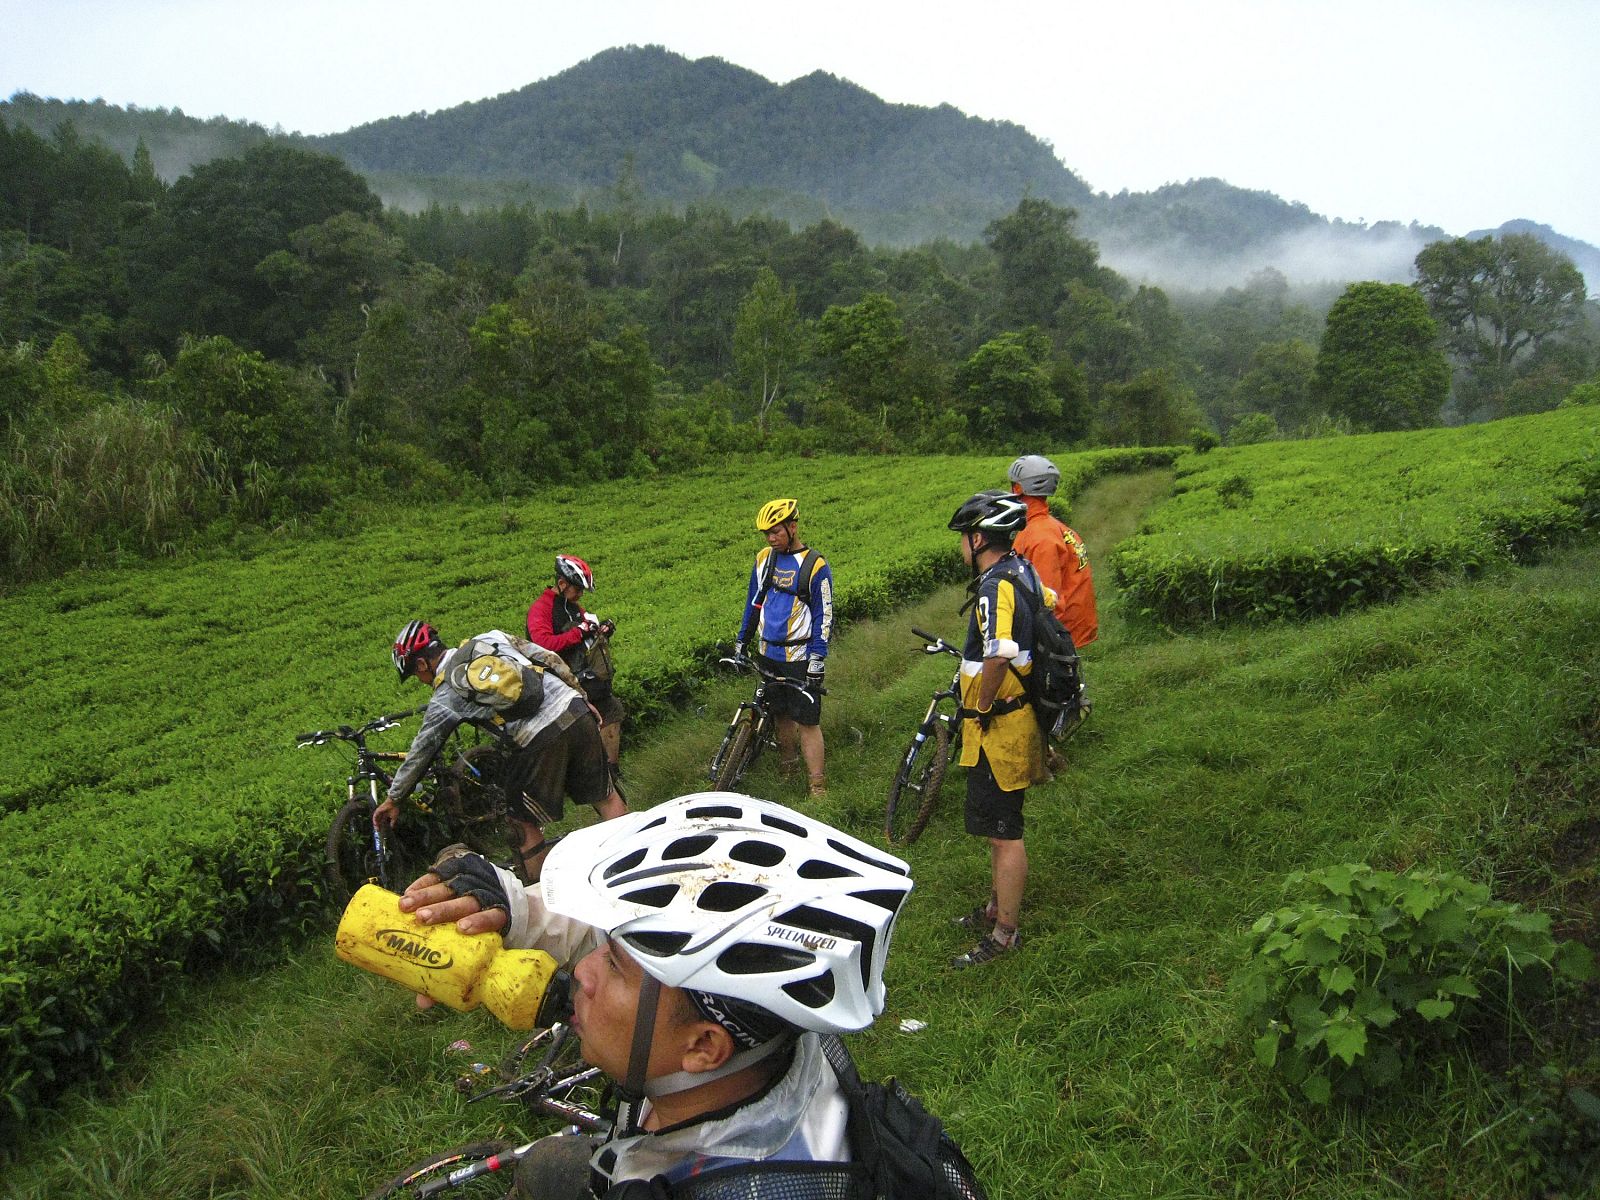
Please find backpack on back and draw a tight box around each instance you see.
[822,1033,988,1200]
[1010,572,1089,743]
[447,636,545,724]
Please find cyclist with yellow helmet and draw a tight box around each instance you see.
[735,498,834,797]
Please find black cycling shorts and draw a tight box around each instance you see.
[765,657,821,727]
[504,712,611,826]
[964,749,1025,840]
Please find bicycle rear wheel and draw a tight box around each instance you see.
[885,722,951,846]
[364,1140,518,1199]
[711,709,759,791]
[325,798,386,905]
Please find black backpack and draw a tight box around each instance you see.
[1009,570,1088,743]
[639,1036,989,1200]
[821,1034,988,1200]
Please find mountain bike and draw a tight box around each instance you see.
[365,1022,609,1199]
[706,650,823,791]
[884,627,963,846]
[298,712,515,905]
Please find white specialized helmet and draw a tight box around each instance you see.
[1008,454,1060,497]
[541,793,913,1035]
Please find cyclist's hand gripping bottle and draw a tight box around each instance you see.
[335,884,572,1030]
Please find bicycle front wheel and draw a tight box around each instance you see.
[885,722,951,846]
[325,798,385,905]
[711,710,759,791]
[364,1140,518,1199]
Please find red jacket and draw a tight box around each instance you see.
[1012,496,1098,648]
[526,587,587,655]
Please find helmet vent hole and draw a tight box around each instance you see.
[731,840,785,867]
[716,943,815,975]
[603,849,647,878]
[622,931,690,956]
[760,813,807,838]
[781,972,836,1011]
[664,834,717,860]
[797,860,854,880]
[854,888,909,916]
[686,804,743,821]
[698,881,768,912]
[620,884,679,909]
[827,838,908,877]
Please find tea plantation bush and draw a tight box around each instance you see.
[0,446,1172,1123]
[1111,407,1600,626]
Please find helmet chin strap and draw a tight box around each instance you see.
[615,973,795,1132]
[644,1035,792,1098]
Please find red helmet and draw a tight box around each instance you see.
[392,620,442,679]
[555,554,595,592]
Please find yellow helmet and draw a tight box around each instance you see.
[756,498,798,531]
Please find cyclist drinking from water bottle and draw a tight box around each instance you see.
[398,793,947,1200]
[378,620,627,882]
[528,554,625,776]
[735,499,834,798]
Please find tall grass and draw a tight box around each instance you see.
[0,399,229,582]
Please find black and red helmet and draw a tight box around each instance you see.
[555,554,595,592]
[392,620,443,679]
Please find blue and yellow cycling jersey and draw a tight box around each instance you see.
[958,553,1049,791]
[738,546,834,663]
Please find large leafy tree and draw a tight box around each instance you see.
[131,144,382,357]
[984,198,1102,330]
[1312,282,1448,431]
[732,267,803,433]
[953,327,1064,444]
[1413,233,1587,415]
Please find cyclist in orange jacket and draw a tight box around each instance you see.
[1007,455,1097,649]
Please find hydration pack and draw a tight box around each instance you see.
[1011,577,1088,742]
[447,637,545,723]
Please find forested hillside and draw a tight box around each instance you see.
[3,95,1597,588]
[11,46,1596,284]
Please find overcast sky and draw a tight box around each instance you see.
[5,0,1597,247]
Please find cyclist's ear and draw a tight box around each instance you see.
[677,1016,738,1074]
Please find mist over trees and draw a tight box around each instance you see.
[3,108,1598,584]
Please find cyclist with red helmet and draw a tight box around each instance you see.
[527,554,624,774]
[380,619,627,880]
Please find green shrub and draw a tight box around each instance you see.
[1235,863,1594,1104]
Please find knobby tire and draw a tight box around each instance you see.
[712,711,759,791]
[363,1139,517,1199]
[325,798,385,905]
[884,721,950,846]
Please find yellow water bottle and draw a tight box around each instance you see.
[335,883,566,1030]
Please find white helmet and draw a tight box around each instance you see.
[1008,454,1060,497]
[541,793,912,1034]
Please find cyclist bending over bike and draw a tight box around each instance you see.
[528,554,624,776]
[736,498,834,798]
[378,621,627,881]
[398,792,916,1200]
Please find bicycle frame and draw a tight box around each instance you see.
[707,653,821,788]
[884,628,964,846]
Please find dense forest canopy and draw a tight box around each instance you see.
[2,88,1596,585]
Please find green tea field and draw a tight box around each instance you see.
[4,412,1599,1199]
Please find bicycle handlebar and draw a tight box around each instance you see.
[294,704,426,748]
[912,627,960,657]
[718,654,826,697]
